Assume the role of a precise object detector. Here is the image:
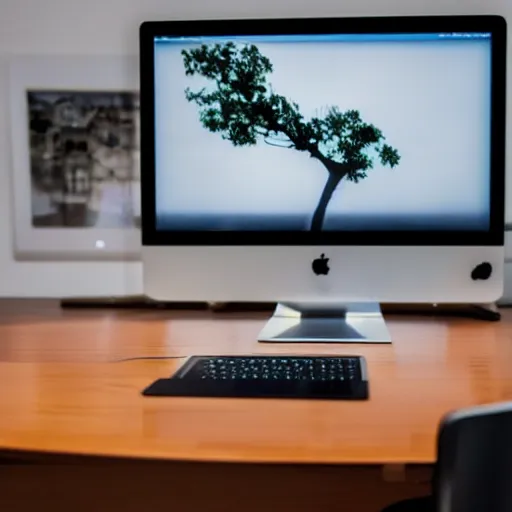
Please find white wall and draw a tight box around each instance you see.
[0,0,509,298]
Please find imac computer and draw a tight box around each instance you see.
[140,16,506,343]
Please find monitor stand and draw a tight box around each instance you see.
[257,302,391,343]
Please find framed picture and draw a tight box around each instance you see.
[9,55,141,260]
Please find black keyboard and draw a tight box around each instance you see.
[142,356,368,400]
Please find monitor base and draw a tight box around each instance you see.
[257,302,392,344]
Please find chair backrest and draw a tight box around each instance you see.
[435,402,512,512]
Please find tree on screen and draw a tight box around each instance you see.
[182,42,401,231]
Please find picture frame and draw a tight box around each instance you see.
[9,55,141,261]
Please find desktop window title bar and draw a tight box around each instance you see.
[154,33,492,44]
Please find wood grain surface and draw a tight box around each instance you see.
[1,300,512,464]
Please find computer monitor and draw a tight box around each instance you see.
[140,16,506,341]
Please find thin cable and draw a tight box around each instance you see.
[111,356,188,363]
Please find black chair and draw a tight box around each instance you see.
[382,402,512,512]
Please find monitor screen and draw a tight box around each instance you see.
[152,31,493,234]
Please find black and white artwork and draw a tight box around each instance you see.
[27,90,140,229]
[10,55,141,261]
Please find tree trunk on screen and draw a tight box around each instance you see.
[310,171,343,232]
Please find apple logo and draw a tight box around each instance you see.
[471,262,493,281]
[312,254,330,276]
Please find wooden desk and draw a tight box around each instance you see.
[2,299,512,464]
[1,300,511,511]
